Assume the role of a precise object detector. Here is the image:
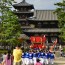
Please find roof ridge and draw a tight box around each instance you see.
[36,9,54,11]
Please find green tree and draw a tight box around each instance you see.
[0,0,22,48]
[55,1,65,41]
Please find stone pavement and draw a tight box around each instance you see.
[54,51,65,65]
[54,57,65,65]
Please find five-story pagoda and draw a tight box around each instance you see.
[13,0,34,40]
[13,0,34,28]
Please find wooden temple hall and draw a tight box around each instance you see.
[13,0,60,44]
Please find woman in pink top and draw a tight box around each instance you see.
[2,50,12,65]
[34,59,42,65]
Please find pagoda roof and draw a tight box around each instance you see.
[23,28,60,33]
[13,11,33,14]
[13,0,34,9]
[28,10,58,21]
[21,26,34,29]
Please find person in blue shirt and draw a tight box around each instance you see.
[36,50,41,59]
[28,50,33,65]
[33,50,37,65]
[43,51,49,65]
[49,52,55,64]
[40,50,45,64]
[46,51,51,64]
[22,52,25,65]
[41,50,46,64]
[24,51,29,65]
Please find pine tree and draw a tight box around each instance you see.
[0,0,22,49]
[55,1,65,41]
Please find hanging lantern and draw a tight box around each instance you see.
[35,36,41,43]
[30,36,35,43]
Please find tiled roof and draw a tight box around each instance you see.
[23,28,60,33]
[14,11,33,14]
[13,0,34,8]
[29,10,58,21]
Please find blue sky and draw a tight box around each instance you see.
[14,0,62,10]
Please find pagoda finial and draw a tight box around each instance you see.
[22,0,25,2]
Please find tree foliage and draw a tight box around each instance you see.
[0,0,22,47]
[55,1,65,41]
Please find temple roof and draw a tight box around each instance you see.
[13,0,34,9]
[14,11,33,14]
[29,10,58,21]
[23,28,60,33]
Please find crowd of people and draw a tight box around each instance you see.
[22,49,55,65]
[0,44,55,65]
